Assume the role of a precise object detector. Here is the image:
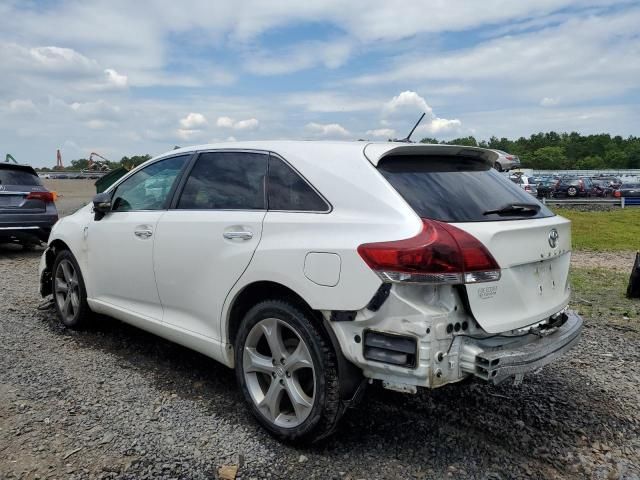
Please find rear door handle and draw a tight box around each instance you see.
[134,229,153,239]
[223,231,253,240]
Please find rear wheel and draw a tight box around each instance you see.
[52,250,91,328]
[235,300,343,442]
[567,186,578,197]
[494,161,503,172]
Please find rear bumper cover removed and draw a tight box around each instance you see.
[467,310,583,384]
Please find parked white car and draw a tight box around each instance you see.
[509,173,539,196]
[39,141,582,442]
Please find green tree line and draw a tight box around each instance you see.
[420,132,640,170]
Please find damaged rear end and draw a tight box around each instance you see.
[330,144,583,391]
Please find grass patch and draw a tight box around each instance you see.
[570,267,639,325]
[554,208,640,251]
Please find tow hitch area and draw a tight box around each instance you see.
[464,310,583,385]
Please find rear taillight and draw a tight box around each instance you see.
[26,191,57,203]
[614,190,621,198]
[357,219,501,285]
[524,185,531,191]
[505,155,514,160]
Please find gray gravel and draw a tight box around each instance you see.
[1,245,639,479]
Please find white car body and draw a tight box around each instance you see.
[39,141,582,438]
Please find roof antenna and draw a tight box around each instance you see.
[395,112,426,143]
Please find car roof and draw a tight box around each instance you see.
[160,140,500,167]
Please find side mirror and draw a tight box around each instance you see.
[93,192,112,220]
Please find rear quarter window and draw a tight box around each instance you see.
[377,155,554,222]
[0,168,42,186]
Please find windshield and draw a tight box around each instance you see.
[377,155,554,222]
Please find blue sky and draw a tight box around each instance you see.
[1,0,639,166]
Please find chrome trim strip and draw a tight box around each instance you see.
[0,226,40,230]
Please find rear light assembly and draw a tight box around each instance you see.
[26,191,57,203]
[614,190,621,198]
[358,219,501,285]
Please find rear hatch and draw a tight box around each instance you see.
[368,144,571,333]
[0,165,49,214]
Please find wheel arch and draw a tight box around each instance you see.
[224,280,365,402]
[40,239,72,297]
[226,281,315,348]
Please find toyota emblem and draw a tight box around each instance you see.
[548,228,559,248]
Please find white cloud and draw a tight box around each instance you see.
[286,92,380,113]
[104,68,128,88]
[350,8,640,105]
[540,97,559,107]
[180,112,208,129]
[69,100,121,120]
[86,119,115,129]
[176,128,203,140]
[216,116,259,130]
[366,128,395,138]
[27,45,98,73]
[380,90,461,137]
[216,116,234,128]
[7,99,38,115]
[305,122,350,138]
[383,91,433,116]
[244,39,352,75]
[233,118,259,130]
[419,118,462,135]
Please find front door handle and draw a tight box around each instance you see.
[134,229,153,239]
[223,231,253,240]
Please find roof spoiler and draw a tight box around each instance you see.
[363,143,500,167]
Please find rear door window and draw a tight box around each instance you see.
[377,155,554,222]
[0,168,42,186]
[177,151,267,210]
[267,155,329,212]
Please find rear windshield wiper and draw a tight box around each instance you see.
[483,203,541,216]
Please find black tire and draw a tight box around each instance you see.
[567,186,578,197]
[51,249,92,328]
[494,162,503,172]
[235,299,343,443]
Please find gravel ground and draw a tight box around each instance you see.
[1,246,639,480]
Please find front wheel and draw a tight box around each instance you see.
[567,186,578,197]
[235,300,343,442]
[52,250,91,328]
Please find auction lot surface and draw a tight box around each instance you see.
[1,186,639,479]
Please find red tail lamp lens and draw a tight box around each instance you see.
[358,219,500,284]
[26,191,57,202]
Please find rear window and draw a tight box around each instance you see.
[377,155,554,222]
[267,155,329,212]
[0,168,41,186]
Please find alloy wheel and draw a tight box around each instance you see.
[54,258,80,324]
[242,317,316,428]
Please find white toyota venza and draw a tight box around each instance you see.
[39,141,583,441]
